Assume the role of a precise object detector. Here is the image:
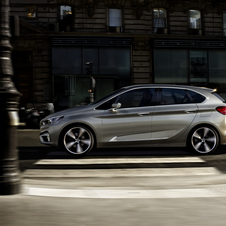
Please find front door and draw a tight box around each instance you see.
[102,88,155,144]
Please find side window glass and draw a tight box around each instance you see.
[139,89,155,107]
[117,88,155,108]
[96,96,117,110]
[160,88,193,105]
[187,90,206,103]
[173,89,192,104]
[160,89,176,105]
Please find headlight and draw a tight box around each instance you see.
[41,116,64,127]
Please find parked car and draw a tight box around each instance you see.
[40,84,226,157]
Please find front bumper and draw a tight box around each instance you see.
[39,121,64,146]
[39,129,57,146]
[40,131,51,144]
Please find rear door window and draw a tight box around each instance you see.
[159,88,193,105]
[187,90,206,103]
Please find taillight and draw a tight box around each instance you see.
[216,106,226,115]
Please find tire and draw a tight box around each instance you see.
[60,125,94,157]
[188,126,219,154]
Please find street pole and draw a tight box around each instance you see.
[0,0,21,195]
[85,61,95,103]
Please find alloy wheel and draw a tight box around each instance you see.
[63,126,93,155]
[191,127,218,154]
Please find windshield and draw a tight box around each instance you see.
[89,88,125,106]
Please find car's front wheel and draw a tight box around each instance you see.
[60,125,94,157]
[188,126,219,154]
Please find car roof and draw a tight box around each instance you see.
[123,84,214,93]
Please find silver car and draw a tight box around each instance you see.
[40,84,226,157]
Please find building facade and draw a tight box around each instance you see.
[9,0,226,110]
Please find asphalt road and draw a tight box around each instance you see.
[1,129,226,226]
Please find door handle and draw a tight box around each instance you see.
[138,113,150,116]
[184,110,196,113]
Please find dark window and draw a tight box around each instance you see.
[223,13,226,36]
[160,88,194,105]
[154,49,226,100]
[94,88,125,108]
[26,6,36,18]
[96,88,156,110]
[209,50,226,84]
[12,51,33,105]
[59,5,73,32]
[108,8,122,32]
[96,96,118,110]
[188,10,202,35]
[83,48,98,75]
[189,10,201,29]
[117,88,155,108]
[99,48,130,77]
[187,90,206,103]
[153,8,167,34]
[52,47,81,75]
[52,47,130,77]
[109,8,122,26]
[190,50,207,84]
[154,49,188,84]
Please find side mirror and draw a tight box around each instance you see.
[111,102,121,112]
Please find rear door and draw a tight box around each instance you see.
[151,88,198,141]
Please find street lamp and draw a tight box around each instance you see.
[0,0,21,195]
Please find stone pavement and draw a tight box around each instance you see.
[1,128,226,226]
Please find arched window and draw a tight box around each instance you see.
[58,5,73,32]
[153,8,167,34]
[189,9,202,35]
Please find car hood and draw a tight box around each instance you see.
[45,105,94,119]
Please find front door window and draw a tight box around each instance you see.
[116,88,155,108]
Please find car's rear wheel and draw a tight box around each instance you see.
[60,125,94,157]
[188,126,219,154]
